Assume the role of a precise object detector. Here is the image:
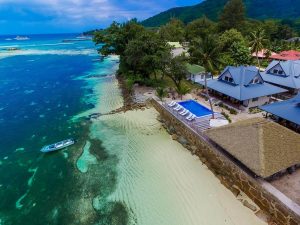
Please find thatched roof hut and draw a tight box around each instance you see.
[205,118,300,178]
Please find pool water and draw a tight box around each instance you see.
[179,100,212,117]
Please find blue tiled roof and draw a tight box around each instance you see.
[260,94,300,125]
[199,66,287,101]
[261,60,300,89]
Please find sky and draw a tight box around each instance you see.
[0,0,201,35]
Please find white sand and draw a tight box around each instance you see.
[91,107,266,225]
[77,67,267,225]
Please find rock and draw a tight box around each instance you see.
[168,126,175,134]
[178,136,188,146]
[243,200,257,212]
[231,187,240,197]
[172,134,178,140]
[190,146,197,154]
[255,210,270,223]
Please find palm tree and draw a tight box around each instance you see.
[250,28,267,70]
[176,83,191,100]
[156,87,168,102]
[189,35,223,119]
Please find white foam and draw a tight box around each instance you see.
[0,48,96,59]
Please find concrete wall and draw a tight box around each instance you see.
[243,96,270,108]
[151,99,300,225]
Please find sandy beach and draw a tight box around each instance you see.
[89,75,266,225]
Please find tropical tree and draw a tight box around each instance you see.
[219,0,245,32]
[189,35,223,119]
[176,83,191,100]
[229,42,252,66]
[165,55,189,91]
[159,18,185,42]
[250,28,267,69]
[93,20,145,56]
[186,16,216,40]
[156,87,168,102]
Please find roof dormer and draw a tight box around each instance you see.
[267,63,286,76]
[219,70,235,84]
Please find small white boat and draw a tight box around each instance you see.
[14,36,30,41]
[41,138,75,153]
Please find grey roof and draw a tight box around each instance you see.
[261,60,300,89]
[260,94,300,126]
[200,66,287,101]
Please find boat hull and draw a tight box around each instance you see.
[41,139,75,153]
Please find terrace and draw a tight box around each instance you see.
[161,100,227,133]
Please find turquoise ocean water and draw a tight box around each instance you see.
[0,34,127,224]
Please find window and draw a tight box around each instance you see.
[278,70,283,75]
[224,75,233,83]
[252,77,260,84]
[252,97,259,102]
[273,69,278,74]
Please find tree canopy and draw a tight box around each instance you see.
[218,0,246,31]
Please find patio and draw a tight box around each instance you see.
[162,101,226,133]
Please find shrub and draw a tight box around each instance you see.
[221,112,232,123]
[229,108,238,115]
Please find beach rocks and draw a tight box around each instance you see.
[231,186,240,197]
[190,146,198,154]
[243,200,257,212]
[171,134,178,140]
[178,136,188,146]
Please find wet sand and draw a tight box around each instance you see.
[89,76,266,225]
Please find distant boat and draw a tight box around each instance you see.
[41,138,75,153]
[76,35,92,40]
[14,36,30,41]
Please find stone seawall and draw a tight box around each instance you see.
[151,99,300,225]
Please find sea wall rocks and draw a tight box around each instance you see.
[151,99,300,225]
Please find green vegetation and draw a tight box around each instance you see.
[219,0,245,32]
[141,0,300,34]
[156,87,168,101]
[93,0,300,100]
[249,28,268,68]
[221,112,232,123]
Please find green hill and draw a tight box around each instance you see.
[142,0,300,27]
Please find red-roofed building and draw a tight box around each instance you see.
[252,49,276,59]
[270,50,300,61]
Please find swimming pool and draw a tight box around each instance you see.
[179,100,212,117]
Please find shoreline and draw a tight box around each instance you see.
[105,72,268,224]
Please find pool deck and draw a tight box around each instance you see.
[163,101,226,133]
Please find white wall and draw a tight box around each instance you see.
[243,96,270,108]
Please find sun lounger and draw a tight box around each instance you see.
[168,101,176,107]
[173,104,181,110]
[179,109,187,115]
[186,113,193,120]
[187,115,196,121]
[175,105,183,111]
[180,109,189,116]
[181,110,190,116]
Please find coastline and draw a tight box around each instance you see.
[88,68,267,224]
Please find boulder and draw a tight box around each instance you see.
[231,187,240,197]
[243,200,257,212]
[172,134,178,140]
[178,136,188,146]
